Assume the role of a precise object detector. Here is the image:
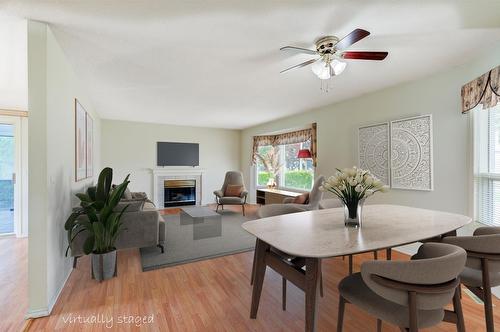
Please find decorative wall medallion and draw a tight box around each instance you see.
[390,115,433,191]
[358,123,390,185]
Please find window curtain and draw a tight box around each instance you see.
[251,123,318,166]
[461,65,500,113]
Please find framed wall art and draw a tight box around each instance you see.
[358,123,390,185]
[390,114,433,191]
[75,99,87,181]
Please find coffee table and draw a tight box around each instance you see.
[180,206,222,240]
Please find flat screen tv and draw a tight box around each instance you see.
[157,142,199,167]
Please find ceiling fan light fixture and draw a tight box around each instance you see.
[311,60,331,80]
[331,59,347,75]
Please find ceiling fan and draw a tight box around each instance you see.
[280,29,388,80]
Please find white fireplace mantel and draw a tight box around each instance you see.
[151,168,206,208]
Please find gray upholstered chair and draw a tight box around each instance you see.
[282,175,325,210]
[443,227,500,332]
[337,243,467,332]
[251,204,323,311]
[319,198,380,275]
[213,171,248,215]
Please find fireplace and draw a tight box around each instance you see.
[164,179,196,207]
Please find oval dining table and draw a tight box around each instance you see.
[241,204,472,332]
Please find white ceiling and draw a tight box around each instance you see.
[2,0,500,129]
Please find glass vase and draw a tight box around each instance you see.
[343,199,364,228]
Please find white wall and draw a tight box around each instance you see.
[241,44,500,217]
[0,14,27,110]
[27,21,101,317]
[101,120,240,205]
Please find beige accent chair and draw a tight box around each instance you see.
[443,227,500,332]
[214,171,248,215]
[251,204,322,311]
[281,175,325,210]
[337,243,467,332]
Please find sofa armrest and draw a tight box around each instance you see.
[282,197,295,204]
[131,192,148,200]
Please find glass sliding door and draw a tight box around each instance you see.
[0,123,14,234]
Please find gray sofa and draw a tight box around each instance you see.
[70,192,165,267]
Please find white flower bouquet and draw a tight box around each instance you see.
[320,167,388,226]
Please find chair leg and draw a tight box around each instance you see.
[348,255,353,275]
[282,277,287,311]
[453,286,466,332]
[216,204,219,212]
[373,251,378,260]
[377,319,382,332]
[242,204,246,216]
[337,295,345,332]
[157,244,164,253]
[408,291,418,332]
[481,258,495,332]
[73,256,78,268]
[386,248,392,260]
[221,205,224,210]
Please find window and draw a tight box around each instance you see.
[256,140,314,190]
[474,104,500,226]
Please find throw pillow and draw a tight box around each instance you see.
[225,185,243,197]
[292,192,309,204]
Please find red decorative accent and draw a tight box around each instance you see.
[297,149,312,159]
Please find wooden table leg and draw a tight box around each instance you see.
[305,257,321,332]
[386,248,392,260]
[250,239,270,319]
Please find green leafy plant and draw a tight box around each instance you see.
[65,167,130,255]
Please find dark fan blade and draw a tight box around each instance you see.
[341,51,388,60]
[280,58,318,73]
[280,46,317,56]
[334,28,370,51]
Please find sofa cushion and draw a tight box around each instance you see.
[225,185,243,197]
[293,192,309,204]
[113,199,145,212]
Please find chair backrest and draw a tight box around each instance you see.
[361,243,466,310]
[306,175,324,209]
[221,171,245,194]
[443,227,500,276]
[257,204,306,218]
[319,198,342,209]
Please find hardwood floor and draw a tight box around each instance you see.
[28,205,499,331]
[0,236,28,332]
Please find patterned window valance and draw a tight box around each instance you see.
[252,123,318,166]
[461,65,500,113]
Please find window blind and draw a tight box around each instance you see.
[474,104,500,226]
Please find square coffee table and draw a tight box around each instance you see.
[180,206,222,240]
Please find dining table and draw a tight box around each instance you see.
[241,204,471,332]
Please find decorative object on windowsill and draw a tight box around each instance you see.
[297,149,312,159]
[320,167,388,227]
[266,178,276,189]
[64,167,131,281]
[279,29,388,92]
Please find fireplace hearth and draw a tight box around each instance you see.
[164,179,196,207]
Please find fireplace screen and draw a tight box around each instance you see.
[164,179,196,207]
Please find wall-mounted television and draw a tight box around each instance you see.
[157,142,199,167]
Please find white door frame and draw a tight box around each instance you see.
[0,115,27,237]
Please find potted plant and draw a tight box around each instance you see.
[65,167,130,281]
[320,167,388,227]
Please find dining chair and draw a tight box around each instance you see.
[443,226,500,332]
[251,204,323,311]
[337,242,467,332]
[319,198,384,275]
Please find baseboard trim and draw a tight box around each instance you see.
[25,263,73,319]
